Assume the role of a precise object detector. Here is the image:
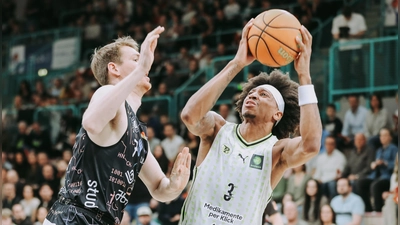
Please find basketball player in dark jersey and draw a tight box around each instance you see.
[44,26,191,225]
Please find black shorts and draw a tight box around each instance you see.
[45,200,115,225]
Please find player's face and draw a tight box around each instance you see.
[117,46,151,92]
[241,86,280,122]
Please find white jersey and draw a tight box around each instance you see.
[180,122,277,225]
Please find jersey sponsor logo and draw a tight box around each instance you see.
[204,202,243,224]
[223,145,230,154]
[85,180,99,208]
[238,153,248,164]
[250,154,264,170]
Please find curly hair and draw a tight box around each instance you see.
[235,70,300,139]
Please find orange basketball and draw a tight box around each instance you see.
[247,9,302,68]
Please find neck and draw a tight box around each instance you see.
[373,108,380,113]
[382,143,390,149]
[287,219,298,225]
[342,192,350,199]
[323,222,333,225]
[351,107,358,113]
[327,150,334,155]
[239,121,273,142]
[311,196,316,201]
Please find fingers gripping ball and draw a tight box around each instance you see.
[247,9,302,67]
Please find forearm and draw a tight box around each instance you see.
[298,74,322,153]
[181,60,242,124]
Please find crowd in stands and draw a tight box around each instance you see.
[2,1,398,225]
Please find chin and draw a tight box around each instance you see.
[242,112,256,119]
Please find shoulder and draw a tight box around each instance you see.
[330,195,340,205]
[350,193,364,203]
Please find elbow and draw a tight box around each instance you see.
[82,116,102,135]
[180,108,194,126]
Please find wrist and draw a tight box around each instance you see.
[230,59,245,70]
[298,74,312,85]
[298,84,318,106]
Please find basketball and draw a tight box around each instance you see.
[247,9,302,67]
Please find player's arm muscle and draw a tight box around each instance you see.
[281,103,321,168]
[181,61,242,137]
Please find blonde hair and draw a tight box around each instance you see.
[90,36,139,85]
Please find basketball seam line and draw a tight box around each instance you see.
[253,23,299,54]
[257,12,285,67]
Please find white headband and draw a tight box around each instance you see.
[259,84,285,114]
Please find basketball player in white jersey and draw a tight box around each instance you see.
[179,19,322,224]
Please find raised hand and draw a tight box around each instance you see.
[169,147,191,192]
[138,26,165,73]
[233,19,256,68]
[294,25,312,78]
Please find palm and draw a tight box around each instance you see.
[169,147,191,191]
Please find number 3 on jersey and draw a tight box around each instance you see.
[223,183,235,201]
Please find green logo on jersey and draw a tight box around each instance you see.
[250,154,264,170]
[223,145,230,154]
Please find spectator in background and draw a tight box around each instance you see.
[12,121,31,152]
[136,207,159,225]
[12,151,29,179]
[381,152,398,225]
[147,126,160,153]
[153,145,170,174]
[218,104,239,123]
[2,208,15,225]
[3,183,21,209]
[357,128,397,212]
[330,178,364,225]
[286,164,310,210]
[313,136,346,199]
[38,164,60,198]
[6,169,25,198]
[319,204,336,225]
[11,204,33,225]
[364,93,390,150]
[283,201,308,225]
[161,123,185,162]
[48,78,63,98]
[37,183,55,210]
[19,184,41,220]
[25,151,40,186]
[184,130,200,161]
[302,179,329,225]
[392,94,398,145]
[126,178,153,223]
[384,0,398,29]
[262,200,284,225]
[341,133,374,192]
[331,5,367,89]
[27,122,52,154]
[33,207,48,225]
[323,103,343,148]
[341,95,368,147]
[2,151,13,170]
[157,193,185,225]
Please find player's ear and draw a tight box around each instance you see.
[273,111,283,123]
[107,62,120,77]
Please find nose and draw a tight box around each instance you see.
[248,92,258,100]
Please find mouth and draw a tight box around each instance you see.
[245,100,256,106]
